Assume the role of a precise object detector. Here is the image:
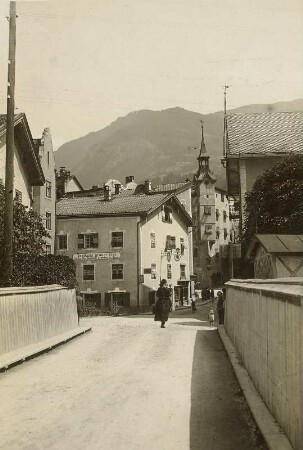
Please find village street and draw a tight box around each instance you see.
[0,304,265,450]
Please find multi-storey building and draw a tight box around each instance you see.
[56,180,194,312]
[33,128,56,253]
[192,122,230,287]
[223,112,303,231]
[0,113,44,207]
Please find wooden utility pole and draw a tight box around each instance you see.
[223,84,229,157]
[2,2,17,285]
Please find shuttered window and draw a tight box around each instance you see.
[112,264,123,280]
[167,264,172,279]
[150,233,156,248]
[204,206,211,215]
[83,264,95,281]
[111,231,123,248]
[78,233,98,249]
[166,235,176,250]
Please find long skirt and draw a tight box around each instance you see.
[154,298,171,322]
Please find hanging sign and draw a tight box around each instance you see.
[73,252,120,260]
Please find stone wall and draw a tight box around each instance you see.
[224,278,303,450]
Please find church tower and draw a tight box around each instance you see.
[192,119,217,286]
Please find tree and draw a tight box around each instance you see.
[243,154,303,249]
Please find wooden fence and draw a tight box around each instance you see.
[224,278,303,450]
[0,285,78,356]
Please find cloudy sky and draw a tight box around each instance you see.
[0,0,302,150]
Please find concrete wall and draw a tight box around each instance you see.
[224,278,303,450]
[0,285,78,356]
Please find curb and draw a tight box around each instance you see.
[0,326,92,372]
[218,326,293,450]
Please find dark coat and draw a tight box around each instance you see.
[154,287,172,322]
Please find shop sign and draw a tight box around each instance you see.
[73,252,120,260]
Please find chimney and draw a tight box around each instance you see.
[125,175,134,185]
[145,179,152,194]
[92,185,100,190]
[104,185,112,201]
[115,183,122,195]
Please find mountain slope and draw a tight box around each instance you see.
[55,99,303,189]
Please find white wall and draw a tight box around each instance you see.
[224,278,303,450]
[0,285,78,356]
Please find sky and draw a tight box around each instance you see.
[0,0,302,150]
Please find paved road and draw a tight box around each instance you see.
[0,304,266,450]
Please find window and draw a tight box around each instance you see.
[216,228,220,239]
[193,247,198,258]
[45,212,51,230]
[180,237,185,255]
[84,293,101,308]
[166,235,176,250]
[162,206,173,223]
[78,233,98,249]
[46,180,51,198]
[151,263,157,279]
[150,232,156,248]
[180,264,186,279]
[204,205,211,215]
[223,210,227,222]
[167,264,172,279]
[205,224,212,235]
[57,234,67,250]
[224,228,228,240]
[15,189,22,203]
[221,193,225,202]
[111,231,123,248]
[83,264,95,281]
[45,244,51,255]
[112,264,123,280]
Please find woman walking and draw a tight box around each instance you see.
[154,279,172,328]
[216,291,225,325]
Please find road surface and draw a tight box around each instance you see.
[0,303,266,450]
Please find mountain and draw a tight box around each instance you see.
[55,99,303,189]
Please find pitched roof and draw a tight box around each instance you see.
[226,112,303,156]
[153,181,191,193]
[57,192,170,217]
[246,234,303,257]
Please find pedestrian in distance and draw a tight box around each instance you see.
[216,290,225,325]
[191,298,197,313]
[208,307,215,327]
[75,289,83,324]
[154,279,172,328]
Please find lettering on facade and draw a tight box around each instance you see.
[73,252,121,260]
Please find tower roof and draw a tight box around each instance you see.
[197,118,209,159]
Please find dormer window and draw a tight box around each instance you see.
[162,206,173,223]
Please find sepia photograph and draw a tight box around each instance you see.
[0,1,302,449]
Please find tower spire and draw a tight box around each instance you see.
[199,118,206,156]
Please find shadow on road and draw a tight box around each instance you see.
[190,330,267,450]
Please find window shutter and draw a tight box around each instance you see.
[124,292,130,308]
[171,236,176,249]
[78,234,84,249]
[95,293,102,308]
[166,235,171,250]
[92,233,98,248]
[104,293,111,307]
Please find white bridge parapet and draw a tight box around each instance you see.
[225,278,303,450]
[0,285,78,356]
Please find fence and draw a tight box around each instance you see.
[0,285,78,356]
[224,278,303,450]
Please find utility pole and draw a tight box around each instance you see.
[223,84,229,157]
[2,2,17,285]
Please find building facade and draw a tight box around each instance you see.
[0,113,44,207]
[33,128,56,254]
[56,183,193,312]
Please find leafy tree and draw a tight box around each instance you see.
[243,154,303,249]
[0,181,77,288]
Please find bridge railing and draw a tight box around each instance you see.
[0,285,78,356]
[224,278,303,450]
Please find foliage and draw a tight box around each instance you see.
[0,182,77,288]
[10,254,78,289]
[243,154,303,249]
